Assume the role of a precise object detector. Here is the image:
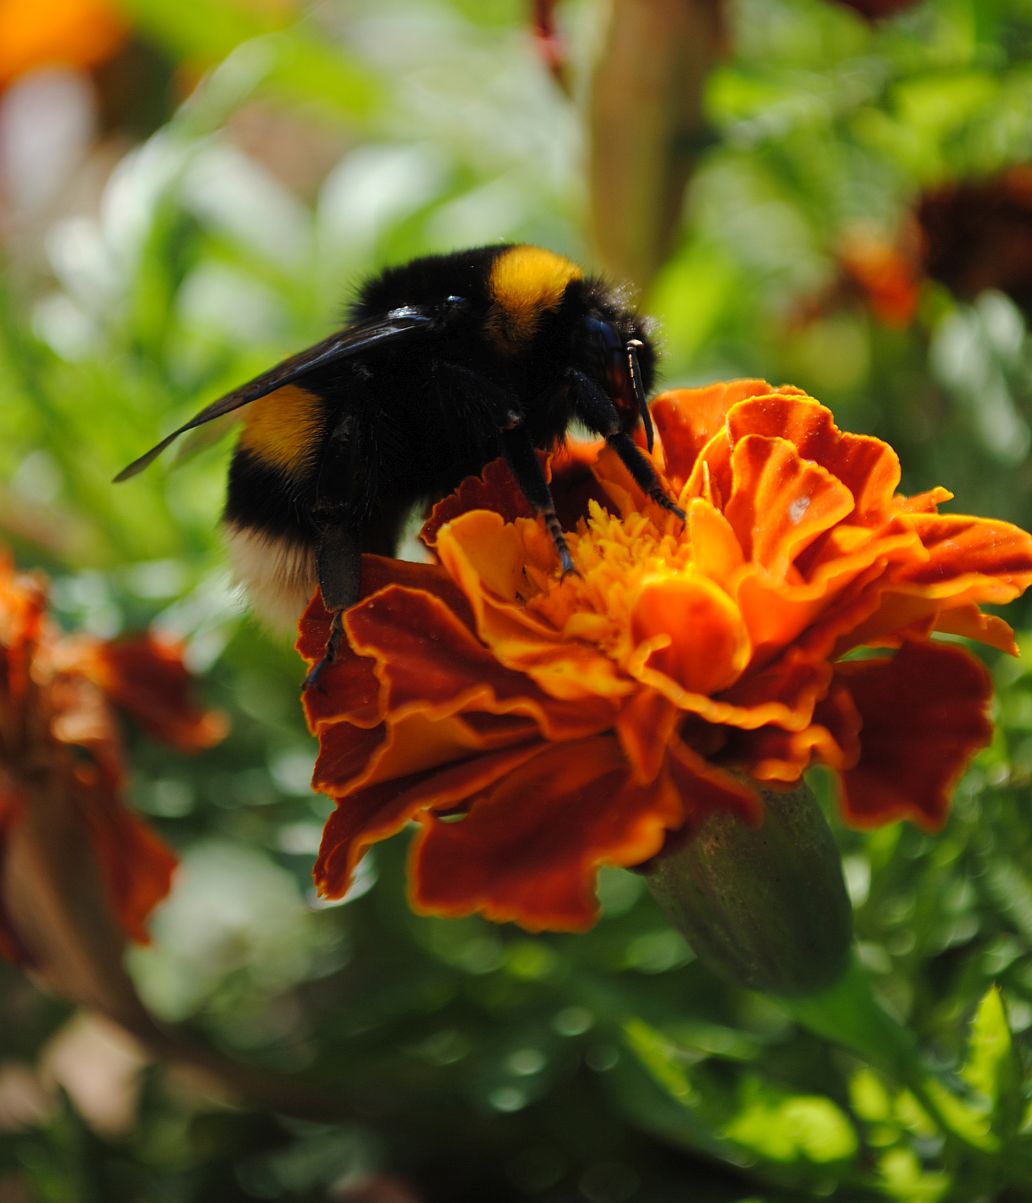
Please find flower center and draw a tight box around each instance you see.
[526,501,693,664]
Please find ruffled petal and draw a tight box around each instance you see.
[410,736,684,930]
[631,574,750,696]
[665,738,762,824]
[423,456,536,549]
[894,513,1032,601]
[314,743,544,899]
[737,682,862,783]
[437,511,633,701]
[346,584,613,738]
[832,640,992,830]
[724,435,856,574]
[76,778,178,944]
[651,381,789,481]
[67,634,226,751]
[726,395,902,519]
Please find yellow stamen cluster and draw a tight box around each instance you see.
[527,501,694,666]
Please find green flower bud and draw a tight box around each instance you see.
[643,778,853,997]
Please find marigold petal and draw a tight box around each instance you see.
[899,487,952,513]
[315,710,537,796]
[614,690,681,784]
[895,513,1032,600]
[665,738,762,824]
[833,640,992,831]
[312,720,389,795]
[74,634,227,752]
[737,522,923,661]
[423,456,536,549]
[932,604,1018,655]
[725,435,856,573]
[720,646,833,732]
[77,780,178,944]
[410,737,684,930]
[651,381,785,481]
[688,498,744,585]
[632,574,750,696]
[737,683,861,783]
[725,394,902,519]
[840,515,1032,650]
[314,743,544,899]
[345,584,613,738]
[438,512,632,701]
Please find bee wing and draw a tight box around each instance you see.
[113,307,436,482]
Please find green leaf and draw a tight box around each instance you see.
[961,986,1024,1145]
[721,1082,858,1168]
[623,1019,858,1180]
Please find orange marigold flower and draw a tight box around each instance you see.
[299,381,1032,932]
[0,554,223,965]
[0,0,128,88]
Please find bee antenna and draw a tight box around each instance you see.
[626,339,654,453]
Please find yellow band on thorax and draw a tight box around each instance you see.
[486,245,582,353]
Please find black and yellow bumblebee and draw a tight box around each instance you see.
[116,244,682,683]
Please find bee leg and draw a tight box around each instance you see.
[567,370,685,520]
[608,432,686,521]
[302,521,363,692]
[499,427,577,576]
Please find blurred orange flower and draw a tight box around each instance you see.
[836,225,922,327]
[0,555,225,965]
[299,381,1032,931]
[0,0,128,88]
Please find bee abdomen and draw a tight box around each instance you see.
[223,445,319,631]
[223,522,317,633]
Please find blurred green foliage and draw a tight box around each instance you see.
[1,0,1031,1200]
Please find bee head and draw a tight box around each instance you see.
[580,312,657,451]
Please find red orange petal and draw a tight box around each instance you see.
[832,640,992,831]
[314,742,544,899]
[410,736,684,930]
[631,574,750,696]
[651,381,783,481]
[724,434,855,573]
[77,779,177,944]
[726,395,902,519]
[75,634,227,752]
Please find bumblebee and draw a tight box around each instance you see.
[116,244,682,682]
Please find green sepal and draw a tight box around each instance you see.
[642,777,853,997]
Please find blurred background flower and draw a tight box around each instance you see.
[2,1,1032,1200]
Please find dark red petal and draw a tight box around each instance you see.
[422,456,537,549]
[86,634,227,751]
[76,778,177,944]
[833,640,992,831]
[314,743,545,898]
[720,646,833,732]
[665,737,762,825]
[411,736,685,931]
[736,682,862,782]
[346,585,612,739]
